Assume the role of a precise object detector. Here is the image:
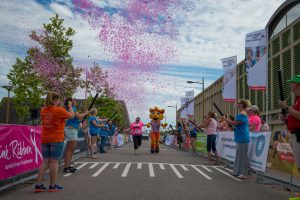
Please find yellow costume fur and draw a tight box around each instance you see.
[147,107,167,153]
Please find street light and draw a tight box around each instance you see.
[187,77,205,123]
[2,83,13,124]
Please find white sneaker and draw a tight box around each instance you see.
[134,150,138,156]
[237,174,247,179]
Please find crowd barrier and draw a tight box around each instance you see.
[0,125,42,181]
[0,125,129,186]
[267,130,300,177]
[165,130,300,186]
[112,134,129,147]
[166,131,271,173]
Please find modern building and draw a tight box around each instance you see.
[178,0,300,131]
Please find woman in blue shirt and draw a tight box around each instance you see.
[226,99,250,179]
[189,121,198,155]
[177,122,183,150]
[98,117,111,153]
[88,108,105,158]
[64,98,89,173]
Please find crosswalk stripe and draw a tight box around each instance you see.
[137,163,142,169]
[200,165,212,172]
[121,163,131,177]
[113,163,120,169]
[89,163,100,169]
[223,167,233,172]
[180,164,189,171]
[159,163,165,170]
[191,165,212,180]
[149,163,155,177]
[212,167,241,182]
[64,163,88,177]
[170,164,183,178]
[92,163,110,177]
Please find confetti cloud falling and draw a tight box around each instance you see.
[73,0,192,112]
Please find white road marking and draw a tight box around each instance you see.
[223,167,233,172]
[200,165,212,172]
[170,164,183,178]
[213,167,241,182]
[180,164,189,171]
[149,163,155,177]
[92,163,110,177]
[74,161,219,167]
[116,147,171,151]
[137,163,142,169]
[191,165,212,180]
[121,163,131,177]
[89,163,100,169]
[159,163,165,170]
[71,162,240,181]
[113,163,120,169]
[64,163,88,177]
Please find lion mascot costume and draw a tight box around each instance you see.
[147,107,167,154]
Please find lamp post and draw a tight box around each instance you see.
[168,104,177,125]
[2,83,13,124]
[187,77,205,123]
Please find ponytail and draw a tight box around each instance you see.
[45,92,60,107]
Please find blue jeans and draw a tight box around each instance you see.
[100,136,107,152]
[42,142,64,160]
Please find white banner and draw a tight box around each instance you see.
[180,97,189,119]
[216,131,271,172]
[221,56,237,102]
[245,29,267,90]
[117,134,124,146]
[185,90,194,117]
[165,135,175,146]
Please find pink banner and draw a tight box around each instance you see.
[0,125,43,180]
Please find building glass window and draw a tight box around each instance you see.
[287,3,300,25]
[272,15,287,37]
[271,2,300,39]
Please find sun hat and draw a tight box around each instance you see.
[287,75,300,84]
[248,105,259,112]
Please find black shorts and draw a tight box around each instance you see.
[207,135,217,153]
[293,129,300,143]
[133,135,142,149]
[177,136,183,143]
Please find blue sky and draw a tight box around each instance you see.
[0,0,285,125]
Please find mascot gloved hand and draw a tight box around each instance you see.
[161,123,168,128]
[148,107,165,154]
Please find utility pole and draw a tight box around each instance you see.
[2,83,13,124]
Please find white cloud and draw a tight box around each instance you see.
[174,0,285,67]
[50,2,73,17]
[0,0,289,124]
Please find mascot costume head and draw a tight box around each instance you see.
[147,107,167,154]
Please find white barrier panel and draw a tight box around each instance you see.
[216,131,271,173]
[165,135,175,146]
[117,134,124,146]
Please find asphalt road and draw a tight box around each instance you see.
[0,140,291,200]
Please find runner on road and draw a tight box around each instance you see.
[129,117,146,155]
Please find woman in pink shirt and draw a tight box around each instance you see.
[247,105,261,132]
[197,112,219,164]
[129,117,146,155]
